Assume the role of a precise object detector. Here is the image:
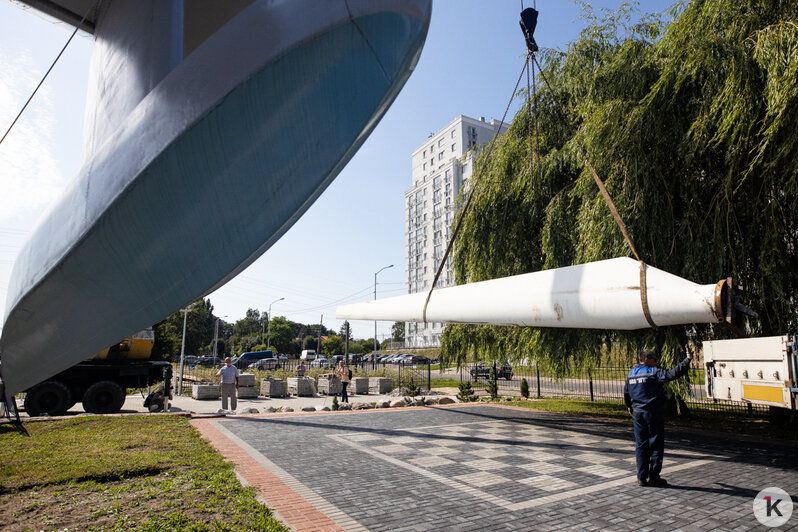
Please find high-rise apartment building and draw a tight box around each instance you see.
[404,115,509,347]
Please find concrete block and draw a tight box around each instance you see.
[192,383,219,400]
[237,385,258,398]
[351,377,369,394]
[369,377,392,394]
[287,377,316,397]
[318,376,342,395]
[239,373,256,387]
[260,378,287,398]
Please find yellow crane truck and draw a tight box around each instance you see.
[21,329,172,416]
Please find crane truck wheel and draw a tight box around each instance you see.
[82,381,125,414]
[23,381,72,417]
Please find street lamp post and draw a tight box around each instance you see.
[177,303,196,396]
[267,297,284,350]
[213,316,227,359]
[374,264,393,354]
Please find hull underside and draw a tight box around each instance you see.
[1,0,431,395]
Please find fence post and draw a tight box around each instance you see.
[588,367,594,402]
[536,365,541,398]
[427,360,431,391]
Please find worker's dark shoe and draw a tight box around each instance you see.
[648,477,669,487]
[637,478,649,487]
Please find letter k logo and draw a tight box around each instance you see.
[765,496,783,517]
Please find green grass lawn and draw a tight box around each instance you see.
[0,416,288,531]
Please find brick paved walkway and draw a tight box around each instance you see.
[191,404,798,531]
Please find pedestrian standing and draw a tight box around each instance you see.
[335,359,351,403]
[217,356,240,411]
[624,348,692,487]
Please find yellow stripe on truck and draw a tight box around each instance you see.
[742,384,783,404]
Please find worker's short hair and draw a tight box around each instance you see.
[638,349,657,363]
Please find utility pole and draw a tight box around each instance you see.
[316,314,323,354]
[177,304,194,396]
[345,321,350,365]
[267,297,284,350]
[373,264,393,353]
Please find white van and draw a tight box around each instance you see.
[300,349,317,361]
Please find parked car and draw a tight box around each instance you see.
[197,356,222,367]
[405,354,429,365]
[470,363,513,380]
[349,353,363,364]
[310,356,331,368]
[248,358,282,370]
[277,354,289,361]
[232,350,274,369]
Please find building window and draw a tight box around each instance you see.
[452,143,456,152]
[438,152,443,161]
[423,149,426,158]
[451,129,455,138]
[430,144,434,152]
[433,176,441,189]
[438,138,444,148]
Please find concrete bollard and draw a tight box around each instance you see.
[238,373,256,387]
[260,378,287,398]
[192,383,220,400]
[369,377,392,394]
[287,377,316,397]
[318,375,342,395]
[351,377,369,394]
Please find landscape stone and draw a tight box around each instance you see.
[390,399,407,408]
[438,396,456,405]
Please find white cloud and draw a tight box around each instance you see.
[0,50,71,229]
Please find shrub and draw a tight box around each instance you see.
[520,378,529,399]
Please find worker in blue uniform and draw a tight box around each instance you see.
[624,348,692,487]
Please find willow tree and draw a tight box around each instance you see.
[442,0,798,375]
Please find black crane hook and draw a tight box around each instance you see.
[520,7,539,53]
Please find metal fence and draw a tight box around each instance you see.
[171,357,769,417]
[449,362,770,417]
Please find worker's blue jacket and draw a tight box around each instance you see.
[623,356,691,411]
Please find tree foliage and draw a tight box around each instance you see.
[443,0,798,376]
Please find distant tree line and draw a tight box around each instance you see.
[150,300,400,360]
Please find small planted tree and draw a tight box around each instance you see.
[485,367,499,400]
[331,396,339,411]
[457,381,477,402]
[520,378,529,399]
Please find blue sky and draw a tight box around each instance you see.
[0,0,675,343]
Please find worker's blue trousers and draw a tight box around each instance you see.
[632,408,665,481]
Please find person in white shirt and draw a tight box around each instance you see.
[216,357,240,410]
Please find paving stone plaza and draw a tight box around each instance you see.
[191,404,797,531]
